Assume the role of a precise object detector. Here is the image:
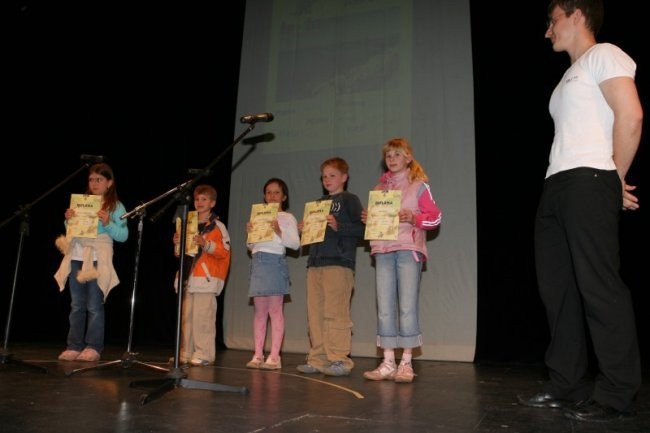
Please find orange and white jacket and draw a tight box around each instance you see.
[177,215,231,295]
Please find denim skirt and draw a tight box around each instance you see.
[248,251,290,297]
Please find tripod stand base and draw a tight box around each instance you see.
[0,350,48,373]
[130,367,248,405]
[65,351,169,377]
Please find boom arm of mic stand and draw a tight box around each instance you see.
[203,122,256,174]
[147,122,257,224]
[124,179,193,222]
[0,163,90,231]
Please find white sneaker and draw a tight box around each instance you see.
[363,361,396,381]
[394,362,415,383]
[260,356,282,370]
[58,349,81,361]
[246,356,264,369]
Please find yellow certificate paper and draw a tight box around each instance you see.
[247,202,279,244]
[364,190,401,240]
[175,210,199,256]
[67,194,102,238]
[300,199,332,246]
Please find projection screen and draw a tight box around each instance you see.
[225,0,476,362]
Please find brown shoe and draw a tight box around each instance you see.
[58,349,81,361]
[76,347,101,362]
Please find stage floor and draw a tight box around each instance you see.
[1,342,648,433]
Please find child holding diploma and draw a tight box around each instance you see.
[245,178,300,370]
[172,184,231,366]
[55,162,128,362]
[296,157,364,377]
[361,138,441,383]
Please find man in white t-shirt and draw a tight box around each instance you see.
[517,0,642,423]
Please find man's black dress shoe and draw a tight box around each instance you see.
[517,392,568,408]
[563,399,636,422]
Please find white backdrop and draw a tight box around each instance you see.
[224,0,476,362]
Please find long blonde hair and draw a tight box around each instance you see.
[382,138,428,182]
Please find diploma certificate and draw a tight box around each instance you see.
[300,199,332,246]
[247,203,279,244]
[67,194,102,238]
[364,190,401,240]
[175,210,199,256]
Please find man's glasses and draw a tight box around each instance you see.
[547,12,566,28]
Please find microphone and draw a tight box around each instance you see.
[80,154,104,162]
[240,113,274,123]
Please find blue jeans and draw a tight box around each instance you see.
[66,260,105,353]
[375,250,423,349]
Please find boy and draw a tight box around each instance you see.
[173,184,231,366]
[296,157,364,376]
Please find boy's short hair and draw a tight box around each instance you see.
[320,157,349,174]
[194,184,217,201]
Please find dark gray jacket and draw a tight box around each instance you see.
[306,191,364,271]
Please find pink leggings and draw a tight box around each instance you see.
[253,295,285,359]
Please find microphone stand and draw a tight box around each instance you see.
[130,123,257,405]
[64,192,182,377]
[1,163,91,374]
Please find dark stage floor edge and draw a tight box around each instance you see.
[1,342,648,433]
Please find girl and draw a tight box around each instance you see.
[55,163,128,362]
[245,178,300,370]
[361,138,441,383]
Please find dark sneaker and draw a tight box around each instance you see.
[517,392,569,408]
[563,399,636,422]
[322,361,351,377]
[296,363,321,374]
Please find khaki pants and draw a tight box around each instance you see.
[180,292,217,362]
[305,266,354,370]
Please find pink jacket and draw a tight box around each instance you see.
[369,171,441,260]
